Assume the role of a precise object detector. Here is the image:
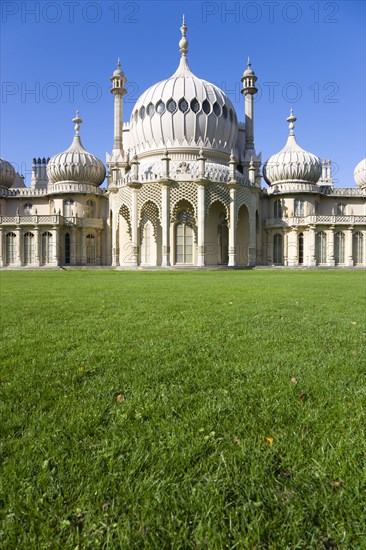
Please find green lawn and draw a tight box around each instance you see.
[1,270,365,549]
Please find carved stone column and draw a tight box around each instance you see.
[307,225,316,267]
[161,182,173,267]
[128,182,141,267]
[15,226,22,267]
[111,210,119,267]
[33,227,40,266]
[0,228,4,267]
[287,227,298,267]
[345,226,354,266]
[228,184,239,267]
[52,226,59,266]
[197,183,207,267]
[327,226,335,266]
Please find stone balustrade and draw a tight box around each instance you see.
[0,215,103,229]
[265,214,366,228]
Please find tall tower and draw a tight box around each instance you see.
[241,58,261,185]
[241,57,257,153]
[107,59,127,187]
[110,58,127,153]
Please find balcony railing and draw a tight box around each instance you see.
[0,215,103,229]
[265,215,366,228]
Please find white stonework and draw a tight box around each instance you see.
[1,19,365,269]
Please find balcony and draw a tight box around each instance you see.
[0,215,104,229]
[264,215,366,229]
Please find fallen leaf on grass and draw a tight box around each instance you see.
[102,502,110,512]
[233,436,240,445]
[351,321,357,325]
[265,437,274,446]
[298,393,307,401]
[290,377,298,384]
[331,481,344,488]
[116,394,125,403]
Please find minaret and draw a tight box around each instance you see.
[110,58,127,154]
[241,57,258,154]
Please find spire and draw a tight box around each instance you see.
[247,56,251,69]
[287,108,297,136]
[117,57,121,70]
[72,110,82,136]
[179,15,188,57]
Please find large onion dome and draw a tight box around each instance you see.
[47,112,106,186]
[263,110,322,185]
[354,158,366,189]
[129,17,238,158]
[0,157,16,188]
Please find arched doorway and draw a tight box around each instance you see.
[172,200,196,266]
[273,233,283,264]
[65,233,71,264]
[41,232,53,265]
[86,234,96,264]
[298,232,304,264]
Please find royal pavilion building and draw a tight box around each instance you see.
[0,19,365,269]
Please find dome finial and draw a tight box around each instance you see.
[117,57,121,69]
[179,15,188,57]
[286,108,297,136]
[247,56,251,68]
[72,110,83,136]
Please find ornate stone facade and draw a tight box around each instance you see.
[1,20,365,269]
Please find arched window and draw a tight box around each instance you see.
[85,200,95,218]
[294,198,304,217]
[63,199,74,217]
[316,231,327,264]
[65,233,70,264]
[335,232,345,264]
[175,211,193,264]
[24,203,33,215]
[41,232,53,264]
[273,233,283,264]
[141,221,152,265]
[353,232,364,264]
[24,232,35,265]
[274,199,282,219]
[218,212,228,264]
[6,232,16,264]
[298,232,304,264]
[86,234,96,264]
[336,203,346,215]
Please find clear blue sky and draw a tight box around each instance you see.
[1,0,365,187]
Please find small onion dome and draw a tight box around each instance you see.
[113,57,125,78]
[263,110,322,185]
[243,57,255,77]
[354,158,366,189]
[0,157,16,188]
[47,112,106,186]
